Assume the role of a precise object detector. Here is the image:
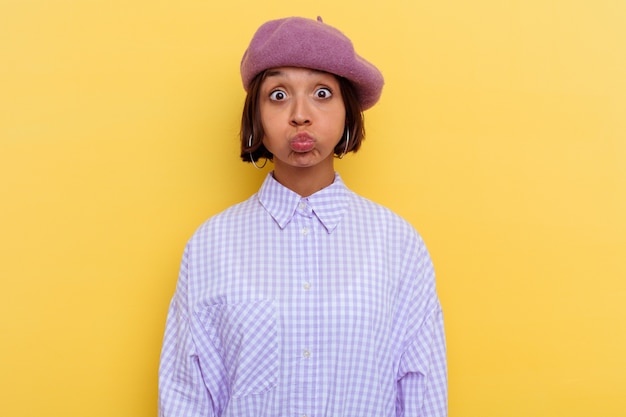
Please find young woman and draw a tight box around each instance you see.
[159,16,447,417]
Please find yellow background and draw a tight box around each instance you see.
[1,0,624,416]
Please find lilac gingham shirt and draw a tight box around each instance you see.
[159,173,447,417]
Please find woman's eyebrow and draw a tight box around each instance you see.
[265,68,326,79]
[265,69,283,78]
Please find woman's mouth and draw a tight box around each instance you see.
[289,133,315,153]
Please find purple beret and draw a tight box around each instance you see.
[240,16,384,110]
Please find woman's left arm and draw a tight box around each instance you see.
[395,233,448,416]
[397,304,448,416]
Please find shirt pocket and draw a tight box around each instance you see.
[199,299,279,398]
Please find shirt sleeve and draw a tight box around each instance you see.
[396,236,448,417]
[158,246,221,417]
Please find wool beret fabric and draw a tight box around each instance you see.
[240,16,384,110]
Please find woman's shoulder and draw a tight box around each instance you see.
[347,191,423,238]
[188,194,260,239]
[349,191,411,223]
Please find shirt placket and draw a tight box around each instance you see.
[291,198,318,417]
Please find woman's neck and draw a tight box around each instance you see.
[272,159,335,197]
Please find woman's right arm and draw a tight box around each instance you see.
[158,247,219,417]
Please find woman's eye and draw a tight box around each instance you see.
[315,88,332,99]
[269,90,287,101]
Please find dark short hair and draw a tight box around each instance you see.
[239,69,365,163]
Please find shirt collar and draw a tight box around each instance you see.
[257,172,351,233]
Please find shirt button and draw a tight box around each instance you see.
[301,228,309,235]
[303,349,311,358]
[299,202,307,210]
[303,282,312,290]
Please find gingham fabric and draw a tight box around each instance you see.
[159,173,447,417]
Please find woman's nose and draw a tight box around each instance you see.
[290,96,311,126]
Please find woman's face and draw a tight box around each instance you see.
[259,67,346,172]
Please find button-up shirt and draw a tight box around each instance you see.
[159,173,447,417]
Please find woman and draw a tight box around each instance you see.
[159,16,447,417]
